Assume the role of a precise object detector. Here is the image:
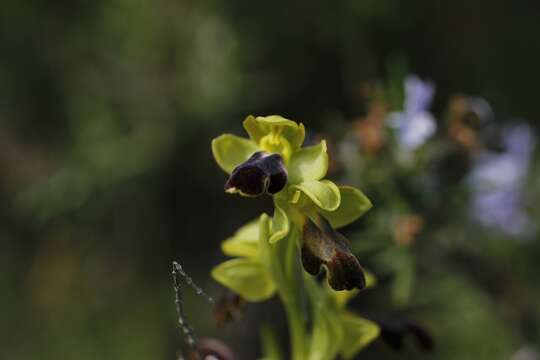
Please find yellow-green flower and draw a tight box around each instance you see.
[212,115,372,292]
[212,115,305,174]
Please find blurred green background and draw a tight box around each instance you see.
[2,1,540,359]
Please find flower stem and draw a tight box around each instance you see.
[284,297,306,360]
[277,225,307,360]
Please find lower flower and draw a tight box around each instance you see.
[301,213,366,291]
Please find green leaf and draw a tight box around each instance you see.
[308,308,344,360]
[221,219,259,257]
[320,186,372,228]
[339,312,380,359]
[211,134,258,174]
[288,140,328,183]
[293,180,341,211]
[269,200,289,244]
[211,258,276,302]
[331,288,359,309]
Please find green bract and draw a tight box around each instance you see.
[212,217,276,302]
[221,219,259,258]
[211,115,377,360]
[305,278,380,360]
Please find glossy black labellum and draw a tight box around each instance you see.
[224,151,287,196]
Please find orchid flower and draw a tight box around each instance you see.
[211,115,377,359]
[212,115,372,292]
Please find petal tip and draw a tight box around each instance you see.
[224,186,238,194]
[320,139,328,152]
[327,251,367,291]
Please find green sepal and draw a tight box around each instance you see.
[211,258,276,302]
[364,268,377,289]
[320,186,372,229]
[292,179,341,211]
[288,140,328,184]
[221,219,259,258]
[257,214,273,268]
[243,115,265,144]
[339,312,380,359]
[289,122,306,151]
[331,288,359,309]
[211,134,258,174]
[243,115,305,150]
[269,199,290,244]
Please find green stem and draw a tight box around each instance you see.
[271,225,307,360]
[283,297,306,360]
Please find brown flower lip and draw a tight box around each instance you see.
[301,214,366,291]
[224,151,287,196]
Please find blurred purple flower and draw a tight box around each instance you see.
[389,75,436,150]
[468,96,494,124]
[468,124,536,235]
[471,188,529,235]
[511,346,539,360]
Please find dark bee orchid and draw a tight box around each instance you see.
[212,115,372,293]
[211,115,377,359]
